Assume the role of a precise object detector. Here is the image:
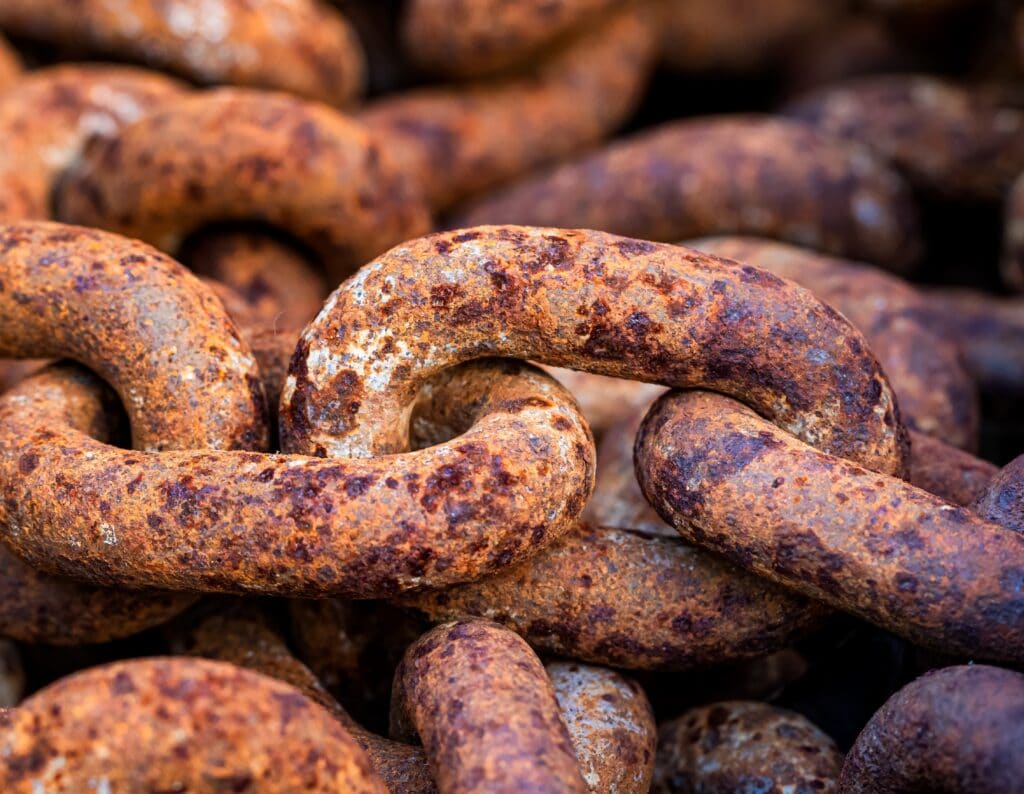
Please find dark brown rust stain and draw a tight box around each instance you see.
[636,390,1024,662]
[55,89,432,284]
[401,0,622,77]
[397,522,828,671]
[786,74,1024,202]
[653,701,842,793]
[0,65,184,223]
[284,225,907,478]
[691,236,979,450]
[0,357,593,596]
[360,9,655,210]
[0,0,366,106]
[840,665,1024,792]
[547,661,656,793]
[453,119,922,272]
[391,619,587,793]
[0,657,386,791]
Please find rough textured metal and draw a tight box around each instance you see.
[284,226,907,478]
[652,701,842,793]
[0,358,594,596]
[452,121,921,273]
[359,10,655,211]
[914,287,1024,392]
[1004,171,1024,289]
[787,75,1024,202]
[0,657,386,792]
[636,390,1024,662]
[397,522,828,671]
[973,452,1024,533]
[840,665,1024,793]
[390,619,588,793]
[179,607,437,794]
[56,89,432,285]
[690,236,978,449]
[547,661,656,793]
[187,230,327,329]
[0,35,20,93]
[401,0,620,77]
[908,430,998,506]
[0,0,366,106]
[0,65,184,222]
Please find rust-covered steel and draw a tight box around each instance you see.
[0,357,594,596]
[546,661,656,793]
[689,236,978,449]
[840,665,1024,792]
[636,390,1024,662]
[1004,171,1024,289]
[0,0,366,106]
[55,89,432,285]
[284,225,907,477]
[359,9,655,211]
[401,0,621,78]
[397,522,828,671]
[973,452,1024,533]
[390,620,588,793]
[452,120,922,273]
[0,657,386,792]
[0,65,184,222]
[913,287,1024,393]
[786,75,1024,202]
[652,701,842,793]
[907,430,998,506]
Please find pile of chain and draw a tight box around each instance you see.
[0,1,1022,791]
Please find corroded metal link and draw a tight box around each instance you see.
[0,222,266,452]
[547,661,656,794]
[786,75,1024,202]
[397,522,828,671]
[972,452,1024,533]
[0,65,184,223]
[689,236,978,450]
[840,665,1024,792]
[390,620,588,793]
[0,658,386,792]
[0,35,20,93]
[908,430,998,506]
[636,390,1024,662]
[284,226,907,477]
[401,0,621,77]
[0,359,594,596]
[652,701,842,793]
[452,121,922,273]
[360,10,655,211]
[55,89,432,285]
[0,0,366,106]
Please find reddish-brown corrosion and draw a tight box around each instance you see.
[397,522,828,671]
[636,390,1024,662]
[0,366,196,644]
[0,35,20,93]
[0,657,385,792]
[690,236,978,449]
[654,0,837,73]
[0,0,365,106]
[653,701,842,793]
[914,287,1024,392]
[0,64,184,222]
[0,360,43,394]
[454,119,921,273]
[973,452,1024,533]
[1003,171,1024,289]
[840,665,1024,792]
[0,358,594,596]
[0,640,22,707]
[786,75,1024,202]
[359,10,655,211]
[56,89,431,285]
[544,367,665,440]
[401,0,620,77]
[178,607,437,793]
[908,430,998,506]
[186,230,327,329]
[390,620,588,792]
[547,661,656,793]
[284,226,906,477]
